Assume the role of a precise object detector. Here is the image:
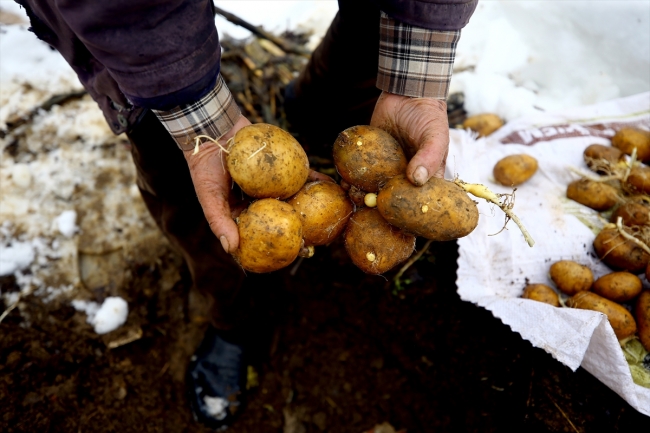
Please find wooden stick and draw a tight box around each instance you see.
[212,4,311,56]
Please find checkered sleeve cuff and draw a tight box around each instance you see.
[377,11,460,100]
[152,74,242,151]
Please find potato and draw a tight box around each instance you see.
[286,181,353,246]
[566,179,619,211]
[635,290,650,351]
[583,144,624,173]
[611,127,650,162]
[233,198,302,273]
[610,201,650,227]
[592,272,642,302]
[549,260,593,295]
[462,113,503,137]
[333,125,407,193]
[227,123,309,199]
[521,284,560,307]
[344,208,415,275]
[348,185,367,208]
[567,291,637,340]
[625,165,650,195]
[376,175,479,241]
[493,154,538,186]
[593,227,650,274]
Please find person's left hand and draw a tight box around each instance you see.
[370,91,449,186]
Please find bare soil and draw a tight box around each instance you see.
[2,238,649,432]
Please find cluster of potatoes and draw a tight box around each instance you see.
[522,260,650,351]
[520,127,650,353]
[226,123,483,276]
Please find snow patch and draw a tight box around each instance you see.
[0,241,35,276]
[72,297,129,334]
[203,395,229,420]
[54,210,78,237]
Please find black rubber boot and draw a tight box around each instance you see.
[186,327,247,431]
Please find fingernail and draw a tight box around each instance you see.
[414,166,428,186]
[219,235,230,253]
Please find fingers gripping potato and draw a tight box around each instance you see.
[493,154,538,186]
[521,284,560,307]
[332,125,407,193]
[233,199,303,273]
[549,260,593,295]
[567,291,637,340]
[344,208,415,275]
[592,272,642,303]
[227,123,309,199]
[287,181,353,246]
[377,175,479,241]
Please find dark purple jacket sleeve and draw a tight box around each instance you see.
[371,0,478,30]
[55,0,220,110]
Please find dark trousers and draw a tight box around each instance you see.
[126,0,381,329]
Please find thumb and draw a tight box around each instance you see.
[406,129,449,185]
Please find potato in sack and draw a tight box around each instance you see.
[592,272,642,303]
[287,181,353,246]
[333,125,407,193]
[521,284,560,307]
[344,207,415,275]
[549,260,593,296]
[611,127,650,162]
[635,290,650,351]
[227,123,309,199]
[233,198,303,273]
[593,227,650,274]
[462,113,503,137]
[493,154,538,186]
[377,175,479,241]
[566,179,619,211]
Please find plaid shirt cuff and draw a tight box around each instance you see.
[152,74,242,151]
[377,11,460,100]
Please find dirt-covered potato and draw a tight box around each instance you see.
[567,291,637,340]
[462,113,503,137]
[611,127,650,162]
[566,179,619,211]
[333,125,407,193]
[625,165,650,195]
[583,144,624,173]
[549,260,593,295]
[233,198,303,273]
[592,272,642,303]
[593,227,650,274]
[227,123,309,199]
[635,290,650,351]
[492,154,538,186]
[344,208,415,275]
[347,185,367,208]
[610,201,650,227]
[376,175,479,241]
[286,181,353,246]
[521,284,560,307]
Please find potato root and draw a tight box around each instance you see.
[566,179,619,211]
[521,284,560,307]
[493,154,538,186]
[611,127,650,162]
[567,291,637,340]
[344,207,415,275]
[333,125,407,193]
[593,227,650,274]
[287,181,353,246]
[549,260,593,296]
[635,290,650,351]
[377,175,479,241]
[462,113,503,137]
[227,123,309,199]
[592,272,642,303]
[233,199,303,273]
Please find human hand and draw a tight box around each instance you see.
[183,115,251,254]
[370,91,449,186]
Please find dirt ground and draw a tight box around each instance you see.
[2,235,649,433]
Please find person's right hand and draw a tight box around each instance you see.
[183,115,251,254]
